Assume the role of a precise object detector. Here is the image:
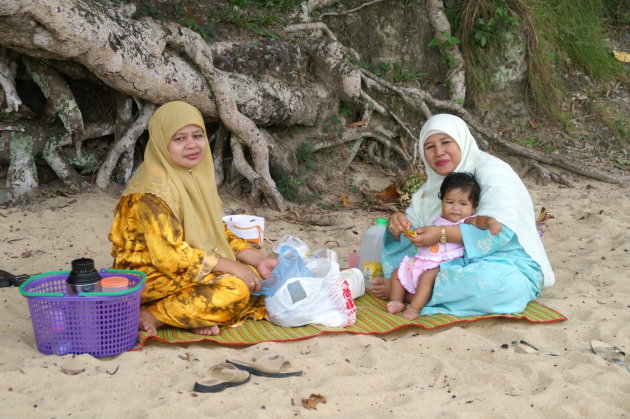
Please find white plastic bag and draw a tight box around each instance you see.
[264,246,356,328]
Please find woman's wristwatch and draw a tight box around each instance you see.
[440,227,447,244]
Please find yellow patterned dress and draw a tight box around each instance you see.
[109,193,265,329]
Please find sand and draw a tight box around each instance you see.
[1,173,629,418]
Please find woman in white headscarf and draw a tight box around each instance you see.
[373,113,554,316]
[109,101,276,335]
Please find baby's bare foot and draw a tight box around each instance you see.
[387,300,406,314]
[191,325,220,336]
[401,307,420,320]
[372,277,391,299]
[138,309,163,335]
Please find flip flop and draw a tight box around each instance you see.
[226,352,303,378]
[0,270,29,288]
[501,340,560,356]
[591,340,630,373]
[193,362,251,393]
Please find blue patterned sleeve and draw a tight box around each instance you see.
[460,223,515,259]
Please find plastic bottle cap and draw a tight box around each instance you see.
[376,217,388,226]
[100,276,129,289]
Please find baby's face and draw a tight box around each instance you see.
[441,187,475,223]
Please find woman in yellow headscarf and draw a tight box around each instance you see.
[108,101,276,335]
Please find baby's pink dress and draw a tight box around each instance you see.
[398,216,468,294]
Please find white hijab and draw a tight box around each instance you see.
[407,114,555,286]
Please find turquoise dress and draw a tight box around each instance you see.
[382,224,542,317]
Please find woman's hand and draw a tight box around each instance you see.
[410,225,441,248]
[256,257,278,279]
[388,213,412,240]
[232,262,262,293]
[213,258,261,293]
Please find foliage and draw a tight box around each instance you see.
[456,0,625,122]
[347,56,428,85]
[591,98,630,145]
[397,173,425,207]
[471,0,519,48]
[377,62,429,84]
[515,136,556,150]
[428,32,461,69]
[277,138,320,203]
[136,1,218,42]
[134,0,303,40]
[221,0,303,37]
[528,0,623,81]
[602,0,630,25]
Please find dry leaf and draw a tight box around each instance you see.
[302,394,327,410]
[612,50,630,63]
[345,119,367,128]
[375,183,401,203]
[338,193,350,207]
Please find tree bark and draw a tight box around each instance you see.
[0,0,336,126]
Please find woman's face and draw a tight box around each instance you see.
[423,133,462,176]
[167,124,207,169]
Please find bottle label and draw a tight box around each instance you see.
[363,261,383,279]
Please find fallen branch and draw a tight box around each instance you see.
[318,0,387,18]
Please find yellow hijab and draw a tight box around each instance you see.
[123,101,235,261]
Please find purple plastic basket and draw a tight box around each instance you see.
[19,269,146,357]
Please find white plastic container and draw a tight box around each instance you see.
[340,268,365,299]
[222,214,265,245]
[358,217,388,289]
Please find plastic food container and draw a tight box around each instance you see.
[100,276,129,292]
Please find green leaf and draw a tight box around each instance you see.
[428,38,442,47]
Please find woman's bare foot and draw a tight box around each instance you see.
[387,300,406,314]
[139,309,163,335]
[191,325,220,336]
[372,277,391,299]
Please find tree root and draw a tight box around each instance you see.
[95,99,154,188]
[425,0,466,102]
[525,160,573,187]
[230,135,285,210]
[0,47,20,112]
[23,58,85,157]
[211,124,230,187]
[312,127,411,163]
[4,122,89,199]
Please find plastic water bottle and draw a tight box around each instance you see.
[358,217,387,289]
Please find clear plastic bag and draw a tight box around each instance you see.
[272,235,311,259]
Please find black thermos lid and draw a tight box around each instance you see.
[66,258,101,285]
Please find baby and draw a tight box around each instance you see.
[388,172,502,320]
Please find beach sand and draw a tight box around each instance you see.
[1,172,629,417]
